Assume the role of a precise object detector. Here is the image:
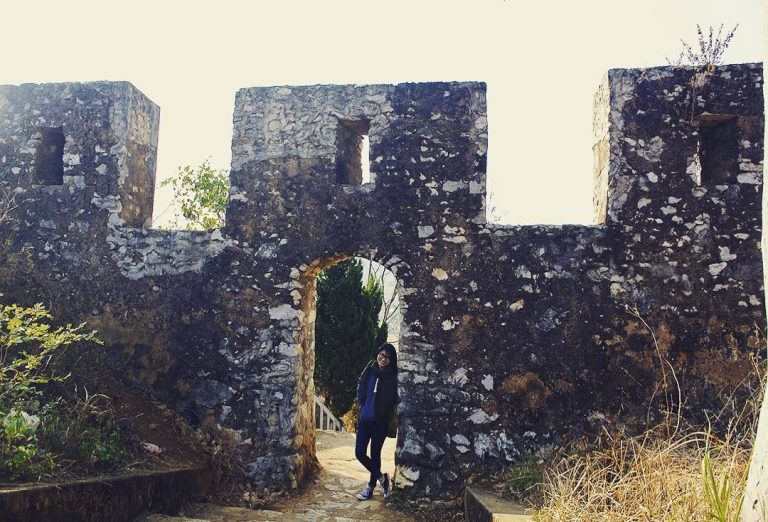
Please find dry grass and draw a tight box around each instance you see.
[534,428,750,521]
[341,402,359,433]
[533,314,764,521]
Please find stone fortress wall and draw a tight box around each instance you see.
[0,64,763,500]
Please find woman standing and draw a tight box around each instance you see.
[355,343,398,500]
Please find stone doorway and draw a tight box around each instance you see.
[295,255,404,484]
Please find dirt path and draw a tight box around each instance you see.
[142,430,412,521]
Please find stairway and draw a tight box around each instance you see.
[314,395,343,432]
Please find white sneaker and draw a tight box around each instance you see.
[356,485,373,500]
[379,472,390,498]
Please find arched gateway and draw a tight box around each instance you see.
[0,67,764,501]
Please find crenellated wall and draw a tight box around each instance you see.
[0,64,763,501]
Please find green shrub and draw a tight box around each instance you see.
[0,299,116,480]
[0,302,99,409]
[39,395,128,471]
[0,408,54,478]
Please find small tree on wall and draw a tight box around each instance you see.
[314,258,388,418]
[154,160,229,230]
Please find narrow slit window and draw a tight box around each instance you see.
[33,127,65,185]
[335,119,370,185]
[360,134,371,184]
[694,114,738,185]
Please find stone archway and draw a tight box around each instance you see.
[291,253,407,480]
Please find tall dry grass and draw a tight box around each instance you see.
[533,314,764,522]
[534,428,750,521]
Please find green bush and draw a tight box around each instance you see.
[0,302,99,408]
[0,299,129,480]
[1,408,54,478]
[39,395,128,471]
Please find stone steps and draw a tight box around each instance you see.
[464,486,533,522]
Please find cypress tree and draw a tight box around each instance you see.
[314,258,387,418]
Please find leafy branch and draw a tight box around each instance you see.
[0,302,100,409]
[155,159,229,230]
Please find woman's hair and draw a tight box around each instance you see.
[377,342,398,370]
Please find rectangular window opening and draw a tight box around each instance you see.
[335,119,371,185]
[33,127,65,185]
[693,114,738,185]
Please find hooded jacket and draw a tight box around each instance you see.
[356,360,399,426]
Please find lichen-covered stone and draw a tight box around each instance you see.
[0,65,763,501]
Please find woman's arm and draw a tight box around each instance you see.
[356,362,371,405]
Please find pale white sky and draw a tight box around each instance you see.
[1,0,763,225]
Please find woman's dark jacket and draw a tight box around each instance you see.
[356,360,398,425]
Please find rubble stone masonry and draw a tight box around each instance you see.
[0,64,763,500]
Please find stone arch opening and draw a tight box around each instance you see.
[294,253,405,482]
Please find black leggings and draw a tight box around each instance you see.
[355,419,389,487]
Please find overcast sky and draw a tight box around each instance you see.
[1,0,763,225]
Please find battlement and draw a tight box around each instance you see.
[1,67,761,236]
[0,81,159,227]
[594,63,763,224]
